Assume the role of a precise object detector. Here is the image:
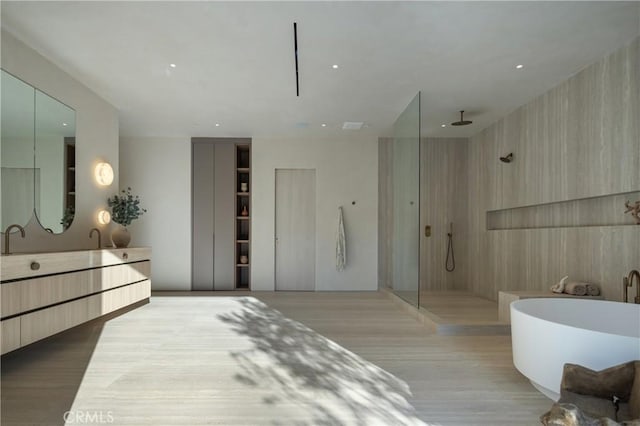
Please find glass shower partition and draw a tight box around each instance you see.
[391,92,421,307]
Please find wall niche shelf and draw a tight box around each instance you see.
[64,139,76,215]
[235,144,251,289]
[487,190,640,230]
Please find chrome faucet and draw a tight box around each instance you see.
[3,224,26,255]
[89,228,102,249]
[623,270,640,304]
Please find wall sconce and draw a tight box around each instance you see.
[95,162,114,186]
[97,209,111,225]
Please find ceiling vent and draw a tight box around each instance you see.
[342,121,364,130]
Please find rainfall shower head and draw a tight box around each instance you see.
[451,110,473,126]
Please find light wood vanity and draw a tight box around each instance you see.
[1,247,151,355]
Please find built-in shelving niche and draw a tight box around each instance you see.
[487,191,640,230]
[64,138,76,214]
[235,144,251,289]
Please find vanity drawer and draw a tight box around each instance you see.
[10,280,150,352]
[1,247,151,281]
[88,280,151,317]
[1,246,152,354]
[94,261,151,294]
[91,248,152,268]
[21,297,90,346]
[1,317,20,355]
[1,284,22,318]
[1,261,150,318]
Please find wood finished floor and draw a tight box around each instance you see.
[1,292,551,425]
[419,291,501,325]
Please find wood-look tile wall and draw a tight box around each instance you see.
[378,137,470,294]
[467,37,640,301]
[378,138,394,289]
[421,138,469,292]
[487,191,640,230]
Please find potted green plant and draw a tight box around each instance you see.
[107,187,147,248]
[60,205,75,231]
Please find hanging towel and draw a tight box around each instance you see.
[336,206,347,271]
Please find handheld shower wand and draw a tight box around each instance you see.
[446,222,455,272]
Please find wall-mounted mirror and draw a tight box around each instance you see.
[1,69,76,234]
[35,90,76,233]
[1,70,36,232]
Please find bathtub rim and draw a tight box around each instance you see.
[510,298,640,400]
[511,298,640,339]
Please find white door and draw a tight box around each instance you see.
[275,169,316,291]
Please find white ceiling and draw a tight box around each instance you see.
[2,1,638,139]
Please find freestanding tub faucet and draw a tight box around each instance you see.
[89,228,102,249]
[623,270,640,304]
[3,224,26,255]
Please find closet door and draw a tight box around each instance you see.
[212,143,234,290]
[192,142,215,290]
[275,169,316,291]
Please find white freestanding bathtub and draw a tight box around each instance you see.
[511,298,640,400]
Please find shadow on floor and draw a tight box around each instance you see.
[1,302,144,426]
[218,297,430,426]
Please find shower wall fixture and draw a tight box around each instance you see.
[499,153,514,163]
[445,222,455,272]
[451,110,473,126]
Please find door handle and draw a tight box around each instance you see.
[424,226,431,237]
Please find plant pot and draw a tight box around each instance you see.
[111,226,131,248]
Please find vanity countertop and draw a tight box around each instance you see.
[1,247,151,282]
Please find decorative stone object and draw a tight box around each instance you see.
[541,362,640,425]
[541,403,627,426]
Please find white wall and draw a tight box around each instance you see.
[119,137,191,290]
[119,134,379,292]
[1,30,119,253]
[252,135,379,291]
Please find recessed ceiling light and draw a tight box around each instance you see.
[441,124,446,128]
[170,63,177,68]
[62,122,68,126]
[321,123,327,127]
[215,123,220,127]
[332,64,339,69]
[516,64,524,69]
